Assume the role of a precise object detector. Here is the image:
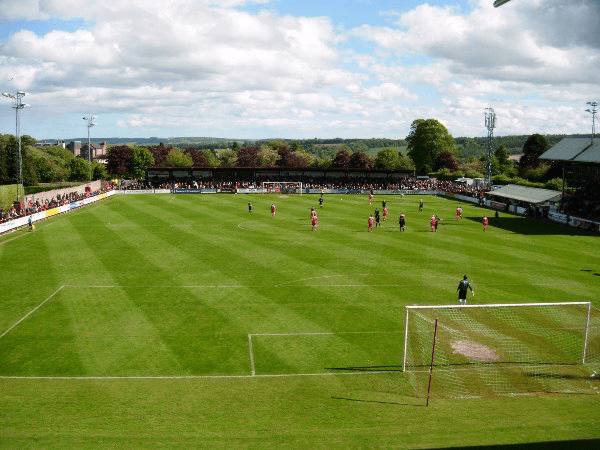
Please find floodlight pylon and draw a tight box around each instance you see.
[2,91,29,201]
[484,108,496,189]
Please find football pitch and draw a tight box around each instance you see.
[1,193,599,448]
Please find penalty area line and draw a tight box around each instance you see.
[0,285,65,340]
[0,371,400,381]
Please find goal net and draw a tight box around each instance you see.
[261,181,302,195]
[403,302,600,400]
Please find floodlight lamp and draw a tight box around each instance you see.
[17,91,27,96]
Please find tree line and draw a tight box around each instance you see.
[0,119,570,189]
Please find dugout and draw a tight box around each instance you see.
[485,184,562,219]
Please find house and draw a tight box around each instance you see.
[67,140,109,163]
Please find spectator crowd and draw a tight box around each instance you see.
[0,183,114,224]
[3,175,599,226]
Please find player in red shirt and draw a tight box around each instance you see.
[369,193,373,204]
[383,206,388,221]
[430,215,437,232]
[271,203,276,216]
[483,216,489,232]
[368,214,375,232]
[311,213,318,231]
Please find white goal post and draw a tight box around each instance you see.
[261,181,303,195]
[402,302,598,399]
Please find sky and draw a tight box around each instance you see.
[0,0,598,140]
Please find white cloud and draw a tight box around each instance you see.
[0,0,598,139]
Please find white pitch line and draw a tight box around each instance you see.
[0,285,65,339]
[62,285,248,289]
[275,274,369,287]
[248,334,256,376]
[250,331,401,337]
[0,371,400,380]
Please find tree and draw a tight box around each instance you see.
[258,146,280,167]
[183,148,208,166]
[349,151,373,169]
[494,145,510,165]
[201,150,221,167]
[433,151,458,172]
[332,148,351,168]
[219,149,237,167]
[106,145,132,177]
[519,133,548,175]
[291,149,315,167]
[398,154,416,171]
[406,119,456,173]
[32,155,56,183]
[236,146,260,167]
[130,147,155,179]
[276,145,307,168]
[165,149,193,167]
[374,148,400,169]
[148,144,170,166]
[92,161,109,180]
[289,141,304,153]
[68,157,90,181]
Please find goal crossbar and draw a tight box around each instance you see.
[406,302,592,310]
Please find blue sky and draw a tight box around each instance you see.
[0,0,598,140]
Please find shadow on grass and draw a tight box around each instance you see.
[427,439,600,450]
[331,396,426,407]
[464,215,599,236]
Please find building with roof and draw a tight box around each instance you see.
[485,184,562,218]
[540,138,600,188]
[539,137,600,226]
[66,140,109,164]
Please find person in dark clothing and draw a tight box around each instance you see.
[457,275,474,305]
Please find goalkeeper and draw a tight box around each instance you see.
[457,275,474,305]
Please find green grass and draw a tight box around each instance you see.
[1,193,600,448]
[0,184,18,211]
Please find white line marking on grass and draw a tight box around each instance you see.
[0,371,400,381]
[275,274,369,287]
[248,334,256,376]
[59,283,455,290]
[0,285,65,339]
[250,331,401,337]
[62,285,248,289]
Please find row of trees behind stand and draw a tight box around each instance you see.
[1,119,566,189]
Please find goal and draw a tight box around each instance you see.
[402,302,600,400]
[261,181,302,195]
